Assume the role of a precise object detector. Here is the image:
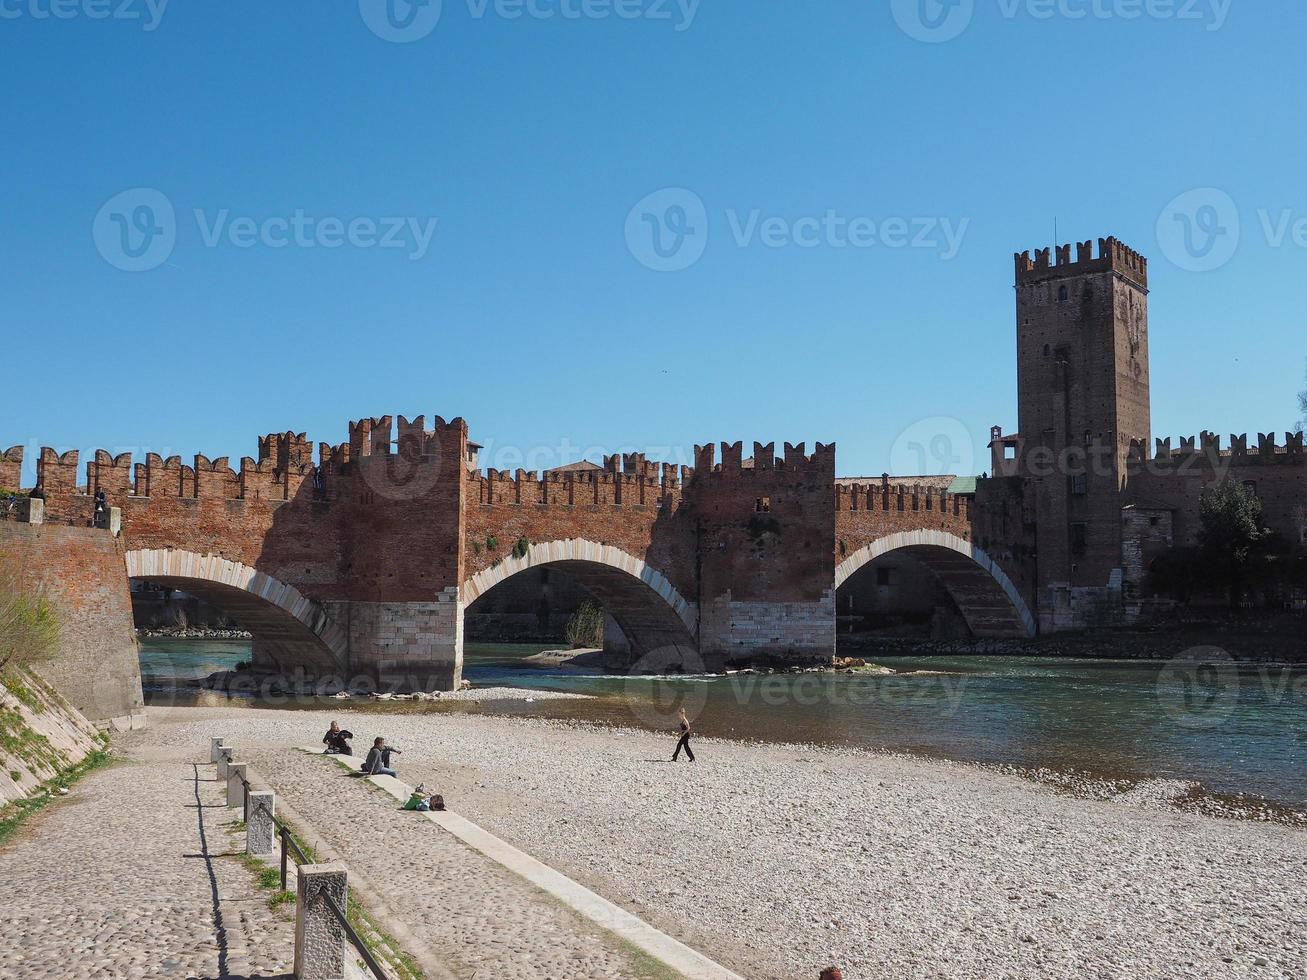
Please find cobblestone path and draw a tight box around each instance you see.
[241,746,656,980]
[0,741,295,980]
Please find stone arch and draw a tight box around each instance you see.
[835,530,1036,638]
[462,540,698,663]
[125,549,349,674]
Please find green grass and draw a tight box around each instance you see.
[236,852,297,911]
[1,670,45,714]
[0,747,113,849]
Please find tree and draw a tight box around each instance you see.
[0,552,60,674]
[1198,480,1269,607]
[1299,358,1307,432]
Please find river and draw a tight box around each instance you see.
[139,638,1307,809]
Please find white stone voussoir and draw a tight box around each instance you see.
[123,548,350,666]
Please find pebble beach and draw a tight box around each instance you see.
[135,703,1307,980]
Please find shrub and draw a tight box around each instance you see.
[0,552,59,674]
[565,600,604,649]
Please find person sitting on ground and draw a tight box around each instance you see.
[322,721,353,755]
[361,737,401,777]
[819,967,844,980]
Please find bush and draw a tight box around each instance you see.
[0,553,59,673]
[565,600,604,649]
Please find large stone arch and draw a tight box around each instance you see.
[462,540,698,664]
[125,549,349,675]
[835,530,1036,638]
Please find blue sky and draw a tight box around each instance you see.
[3,0,1304,485]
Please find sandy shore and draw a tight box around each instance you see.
[140,704,1307,980]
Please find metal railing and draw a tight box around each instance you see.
[231,762,391,980]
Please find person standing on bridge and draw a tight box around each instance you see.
[672,708,695,762]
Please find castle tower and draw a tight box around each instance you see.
[1013,238,1150,593]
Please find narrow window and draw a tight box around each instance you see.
[1071,523,1088,556]
[1058,285,1069,302]
[755,497,771,513]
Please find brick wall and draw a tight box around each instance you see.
[0,522,144,727]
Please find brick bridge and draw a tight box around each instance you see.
[2,416,1033,691]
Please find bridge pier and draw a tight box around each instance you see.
[321,591,464,692]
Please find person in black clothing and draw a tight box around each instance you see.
[672,708,695,762]
[322,721,353,755]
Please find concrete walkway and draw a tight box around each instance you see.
[306,748,745,980]
[239,744,710,979]
[0,741,295,979]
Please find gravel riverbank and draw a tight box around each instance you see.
[142,705,1307,980]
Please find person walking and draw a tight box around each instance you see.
[672,708,695,762]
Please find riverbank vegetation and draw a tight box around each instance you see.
[0,743,111,849]
[1147,480,1307,610]
[0,550,59,674]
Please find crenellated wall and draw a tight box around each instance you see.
[1126,430,1307,553]
[0,445,24,491]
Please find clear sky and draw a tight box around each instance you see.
[3,0,1304,486]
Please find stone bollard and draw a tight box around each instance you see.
[246,791,276,857]
[210,737,226,763]
[294,863,349,980]
[226,763,248,809]
[217,746,234,780]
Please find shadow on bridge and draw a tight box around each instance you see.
[835,530,1036,639]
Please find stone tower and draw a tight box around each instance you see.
[1013,237,1151,599]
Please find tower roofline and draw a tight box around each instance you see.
[1015,237,1148,290]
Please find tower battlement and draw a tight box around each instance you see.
[1015,236,1148,289]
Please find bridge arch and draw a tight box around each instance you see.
[125,549,349,675]
[835,530,1035,638]
[462,539,698,664]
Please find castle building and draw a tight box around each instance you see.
[979,238,1306,630]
